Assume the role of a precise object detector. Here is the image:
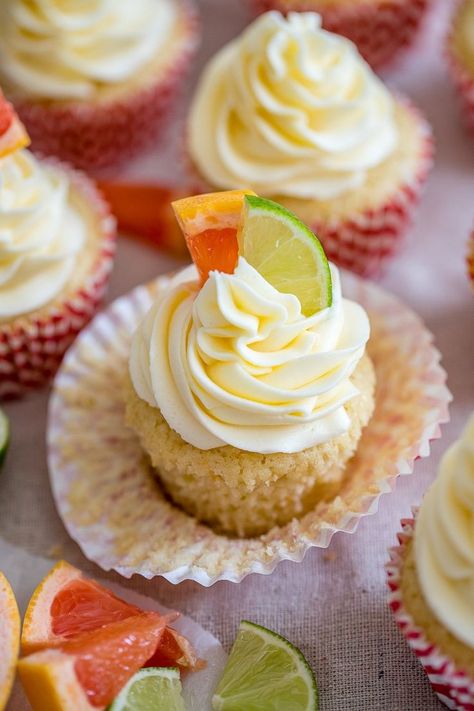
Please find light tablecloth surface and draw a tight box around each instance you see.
[1,1,473,709]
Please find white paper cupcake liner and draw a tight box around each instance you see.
[47,270,451,586]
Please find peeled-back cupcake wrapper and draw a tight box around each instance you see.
[47,269,450,586]
[0,159,116,399]
[14,1,200,173]
[387,514,474,711]
[248,0,430,70]
[446,25,474,136]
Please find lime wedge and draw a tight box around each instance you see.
[238,195,332,316]
[212,621,318,711]
[0,408,9,468]
[108,667,185,711]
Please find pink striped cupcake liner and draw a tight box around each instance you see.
[0,160,116,398]
[446,1,474,136]
[248,0,431,70]
[387,514,474,710]
[13,1,200,173]
[47,269,450,586]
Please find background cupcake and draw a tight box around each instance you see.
[247,0,431,70]
[447,0,474,135]
[0,91,116,397]
[468,228,474,289]
[0,0,199,172]
[387,415,474,710]
[187,12,433,278]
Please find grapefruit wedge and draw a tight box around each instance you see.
[0,572,20,711]
[172,189,255,284]
[18,561,203,710]
[0,91,30,158]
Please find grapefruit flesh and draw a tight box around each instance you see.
[0,572,20,711]
[172,190,255,284]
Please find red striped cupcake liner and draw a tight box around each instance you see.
[0,160,117,399]
[248,0,430,70]
[387,513,474,711]
[12,1,200,173]
[446,2,474,136]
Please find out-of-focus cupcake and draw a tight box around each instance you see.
[0,91,116,397]
[247,0,431,70]
[125,190,376,538]
[468,229,474,289]
[187,12,433,278]
[0,0,199,172]
[387,415,474,710]
[447,0,474,136]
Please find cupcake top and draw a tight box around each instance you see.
[414,414,474,648]
[188,11,398,200]
[0,0,177,101]
[129,191,371,454]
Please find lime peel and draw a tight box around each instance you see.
[238,195,332,317]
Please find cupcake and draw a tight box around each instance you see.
[387,415,474,710]
[0,91,116,397]
[124,190,375,538]
[0,0,199,172]
[468,229,474,289]
[247,0,431,70]
[447,0,474,136]
[187,12,433,278]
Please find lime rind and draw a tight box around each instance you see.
[0,409,9,468]
[107,667,184,711]
[239,195,332,317]
[212,620,318,711]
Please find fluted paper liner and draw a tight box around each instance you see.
[249,0,430,70]
[387,514,474,710]
[48,271,450,586]
[446,2,474,137]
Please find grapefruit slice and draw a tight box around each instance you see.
[0,91,30,158]
[172,190,255,284]
[18,614,167,710]
[0,572,20,711]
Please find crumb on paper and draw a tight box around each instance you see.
[47,544,64,559]
[323,551,337,562]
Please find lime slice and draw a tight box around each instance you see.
[0,408,9,468]
[108,667,185,711]
[238,195,332,316]
[212,621,318,711]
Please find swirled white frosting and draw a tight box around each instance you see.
[188,11,398,200]
[0,149,86,319]
[0,0,177,100]
[130,259,370,453]
[415,415,474,648]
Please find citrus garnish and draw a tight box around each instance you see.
[0,91,30,159]
[0,572,20,711]
[108,667,185,711]
[0,409,10,468]
[212,620,318,711]
[172,190,255,284]
[238,195,332,316]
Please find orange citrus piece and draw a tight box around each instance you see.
[0,572,20,711]
[0,92,30,159]
[19,614,167,710]
[172,189,255,284]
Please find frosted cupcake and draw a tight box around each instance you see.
[387,415,474,710]
[125,190,375,538]
[447,0,474,136]
[187,12,433,278]
[0,91,116,397]
[0,0,199,171]
[248,0,431,70]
